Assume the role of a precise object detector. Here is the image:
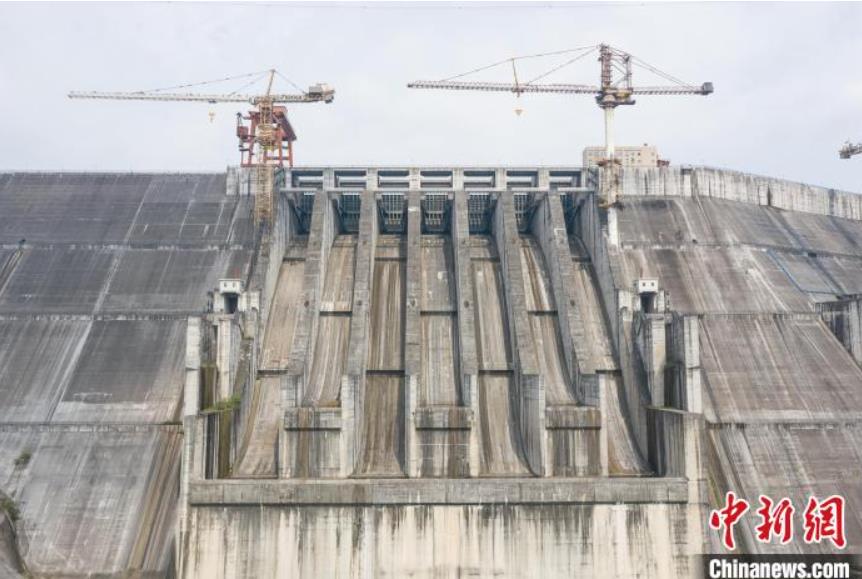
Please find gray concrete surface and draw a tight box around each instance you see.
[608,171,862,553]
[6,165,862,577]
[0,172,256,577]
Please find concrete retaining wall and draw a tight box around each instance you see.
[182,501,697,578]
[617,166,862,221]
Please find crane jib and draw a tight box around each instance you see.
[406,43,713,162]
[67,91,326,104]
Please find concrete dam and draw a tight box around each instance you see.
[1,166,862,577]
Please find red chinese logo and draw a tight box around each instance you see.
[755,495,795,545]
[710,491,750,550]
[803,495,846,549]
[709,493,848,550]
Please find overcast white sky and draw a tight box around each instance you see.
[1,1,861,190]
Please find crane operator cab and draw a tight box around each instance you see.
[307,83,335,103]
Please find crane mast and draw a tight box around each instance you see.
[408,43,712,162]
[254,70,278,227]
[70,69,334,228]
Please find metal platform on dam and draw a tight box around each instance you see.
[2,166,862,576]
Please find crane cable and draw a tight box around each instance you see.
[433,44,700,92]
[274,70,308,96]
[132,68,311,97]
[630,56,699,90]
[440,44,598,82]
[524,46,598,85]
[227,71,272,96]
[134,69,274,94]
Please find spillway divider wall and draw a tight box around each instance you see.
[280,190,337,477]
[492,193,546,476]
[575,179,651,461]
[452,192,481,477]
[285,190,335,407]
[344,190,378,475]
[530,193,580,394]
[414,193,475,477]
[404,192,421,476]
[527,192,611,476]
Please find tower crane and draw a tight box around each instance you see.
[840,141,862,159]
[69,69,334,227]
[408,44,712,162]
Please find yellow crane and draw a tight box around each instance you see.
[69,69,334,227]
[408,44,712,162]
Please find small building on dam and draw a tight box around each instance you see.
[1,164,862,577]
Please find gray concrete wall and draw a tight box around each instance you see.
[11,165,862,576]
[286,190,337,406]
[404,192,422,477]
[576,188,652,460]
[451,193,481,477]
[616,165,862,221]
[0,173,255,578]
[344,190,378,475]
[181,500,698,579]
[491,194,546,475]
[819,296,862,366]
[529,193,580,389]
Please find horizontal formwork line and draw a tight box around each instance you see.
[707,419,862,429]
[618,240,862,262]
[0,312,203,321]
[0,243,254,252]
[283,187,591,195]
[188,477,689,506]
[0,421,182,432]
[693,311,823,319]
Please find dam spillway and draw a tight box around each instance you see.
[1,167,862,576]
[471,235,530,476]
